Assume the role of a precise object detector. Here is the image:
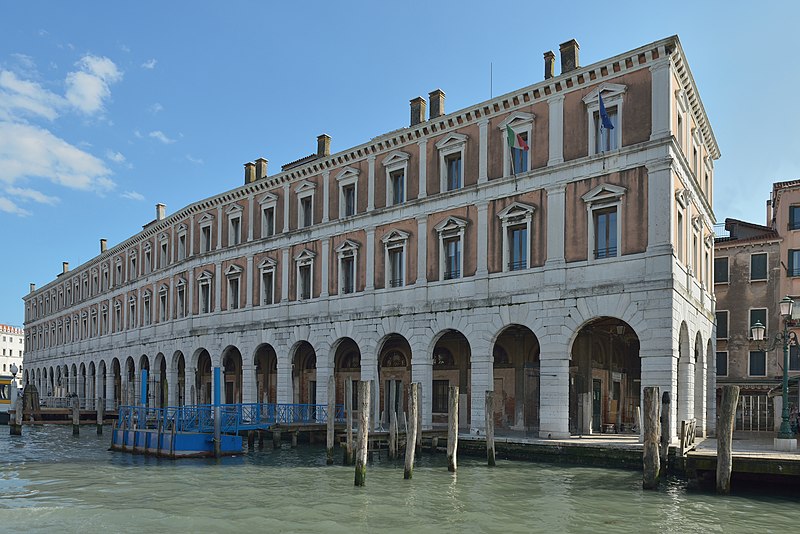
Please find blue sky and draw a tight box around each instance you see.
[1,1,798,326]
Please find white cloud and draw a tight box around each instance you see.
[0,196,31,216]
[186,154,204,165]
[141,58,157,69]
[133,129,142,138]
[65,55,122,114]
[121,190,144,201]
[149,102,163,114]
[106,150,126,164]
[120,44,131,53]
[6,186,60,205]
[0,70,63,121]
[0,122,115,192]
[149,130,175,144]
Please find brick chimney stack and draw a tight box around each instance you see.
[410,97,426,126]
[429,89,445,119]
[559,39,580,74]
[544,51,555,79]
[156,203,166,221]
[244,162,256,184]
[29,283,35,293]
[62,262,69,274]
[100,239,107,253]
[317,134,331,157]
[255,158,268,179]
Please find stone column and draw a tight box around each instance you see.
[640,336,678,442]
[167,363,179,407]
[216,205,223,250]
[365,227,375,291]
[367,155,376,211]
[649,58,672,141]
[547,95,565,166]
[214,261,222,312]
[247,196,254,242]
[105,368,115,411]
[417,139,427,199]
[476,201,489,276]
[470,345,491,435]
[322,171,330,223]
[412,356,433,430]
[538,344,570,438]
[545,185,566,265]
[281,248,290,303]
[188,269,195,317]
[282,183,290,233]
[245,255,254,308]
[277,348,292,405]
[320,238,330,298]
[478,118,489,183]
[645,159,674,258]
[241,362,256,404]
[416,216,428,285]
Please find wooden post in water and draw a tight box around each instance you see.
[327,374,335,465]
[404,382,419,479]
[485,390,496,467]
[10,395,22,435]
[388,381,397,460]
[447,385,459,473]
[96,397,104,435]
[258,430,264,450]
[642,386,660,490]
[345,378,353,465]
[291,431,298,448]
[659,391,671,474]
[416,383,422,456]
[247,430,255,451]
[71,395,80,436]
[716,385,739,495]
[354,380,371,486]
[273,429,281,449]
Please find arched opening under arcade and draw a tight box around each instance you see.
[173,351,186,406]
[254,344,277,404]
[195,349,212,405]
[333,338,361,417]
[111,358,122,407]
[69,363,77,395]
[98,360,107,404]
[88,362,96,406]
[222,346,243,404]
[291,341,317,404]
[569,317,641,435]
[124,357,135,405]
[377,334,412,427]
[79,362,86,400]
[492,325,540,433]
[154,353,167,408]
[139,355,151,407]
[431,330,471,429]
[676,322,694,426]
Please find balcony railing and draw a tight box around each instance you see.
[508,260,527,271]
[389,278,404,288]
[443,269,460,280]
[594,247,617,259]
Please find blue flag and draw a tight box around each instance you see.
[598,92,614,130]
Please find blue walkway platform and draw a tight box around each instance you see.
[110,403,345,458]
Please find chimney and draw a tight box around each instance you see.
[544,51,555,79]
[62,262,69,274]
[29,283,35,293]
[155,203,166,221]
[317,134,331,157]
[244,162,256,184]
[429,89,445,119]
[100,239,107,253]
[559,39,580,74]
[255,157,268,179]
[410,96,426,126]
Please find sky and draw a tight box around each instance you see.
[0,1,798,327]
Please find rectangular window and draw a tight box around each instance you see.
[749,351,766,377]
[341,256,355,294]
[263,207,275,237]
[301,197,312,228]
[789,250,800,277]
[750,253,767,281]
[594,207,617,259]
[130,257,137,278]
[159,293,167,321]
[129,303,136,328]
[389,248,403,288]
[714,257,729,283]
[444,238,461,280]
[716,352,728,377]
[261,271,274,305]
[144,250,151,274]
[432,380,449,414]
[228,278,240,310]
[160,242,168,269]
[716,310,728,339]
[595,107,618,152]
[508,226,528,271]
[390,170,405,205]
[299,265,311,300]
[790,345,800,372]
[343,184,356,217]
[178,234,186,260]
[230,217,241,246]
[143,298,151,326]
[445,154,462,191]
[200,283,211,314]
[676,113,683,146]
[201,227,212,253]
[750,308,767,336]
[511,132,528,173]
[177,286,186,318]
[790,206,800,231]
[676,212,684,263]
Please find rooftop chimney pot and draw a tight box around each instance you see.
[156,203,166,221]
[429,89,445,119]
[317,134,331,157]
[255,157,268,179]
[544,51,555,80]
[244,162,256,184]
[559,39,580,74]
[29,283,35,293]
[62,262,69,274]
[100,238,107,253]
[410,97,427,126]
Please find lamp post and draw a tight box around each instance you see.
[751,295,798,451]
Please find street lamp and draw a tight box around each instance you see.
[751,295,798,451]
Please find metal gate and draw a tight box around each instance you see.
[735,394,773,432]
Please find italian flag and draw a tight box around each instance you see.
[506,125,529,151]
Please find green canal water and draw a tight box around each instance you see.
[0,426,798,533]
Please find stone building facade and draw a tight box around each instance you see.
[22,36,718,440]
[0,324,24,388]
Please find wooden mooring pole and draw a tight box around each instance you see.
[10,395,22,436]
[659,391,671,474]
[416,383,422,456]
[327,374,335,465]
[345,378,353,465]
[96,397,104,435]
[485,390,496,467]
[404,382,419,479]
[273,429,281,450]
[354,380,371,486]
[388,382,397,460]
[642,386,660,490]
[717,385,740,495]
[447,385,459,473]
[71,395,80,436]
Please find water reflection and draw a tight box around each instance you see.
[0,426,798,533]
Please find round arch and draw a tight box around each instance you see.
[221,345,243,404]
[253,344,278,404]
[194,349,213,405]
[431,329,471,429]
[677,322,694,426]
[172,351,186,406]
[376,333,412,427]
[493,324,540,432]
[290,341,317,404]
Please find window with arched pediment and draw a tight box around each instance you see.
[382,351,407,368]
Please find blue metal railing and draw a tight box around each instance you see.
[116,402,345,435]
